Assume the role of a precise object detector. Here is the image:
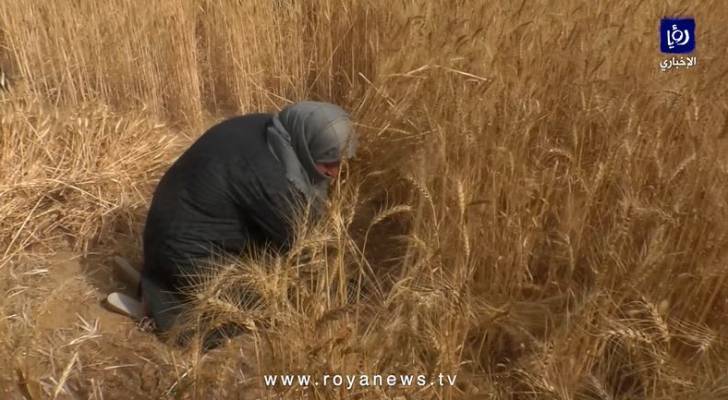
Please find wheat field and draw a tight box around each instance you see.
[1,0,728,398]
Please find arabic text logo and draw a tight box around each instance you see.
[660,18,695,54]
[659,56,696,72]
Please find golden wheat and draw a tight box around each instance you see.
[1,0,727,398]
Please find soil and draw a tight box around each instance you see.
[3,246,266,399]
[2,248,178,398]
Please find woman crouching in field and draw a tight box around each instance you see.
[110,101,356,346]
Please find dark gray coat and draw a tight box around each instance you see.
[141,113,302,331]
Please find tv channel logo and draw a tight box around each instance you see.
[660,18,695,53]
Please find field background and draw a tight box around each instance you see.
[1,0,728,398]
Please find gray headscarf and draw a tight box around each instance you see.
[266,101,357,211]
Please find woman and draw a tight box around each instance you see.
[134,101,357,333]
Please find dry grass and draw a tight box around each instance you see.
[1,0,728,398]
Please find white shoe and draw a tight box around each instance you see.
[105,292,144,320]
